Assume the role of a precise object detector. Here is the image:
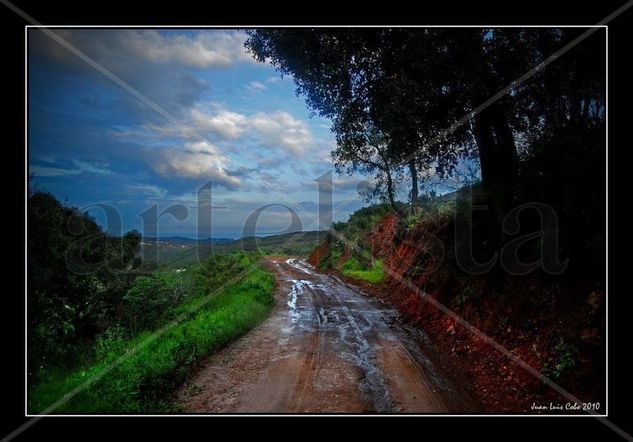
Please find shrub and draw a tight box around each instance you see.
[28,191,142,375]
[29,259,275,414]
[541,338,578,380]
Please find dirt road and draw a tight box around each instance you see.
[176,257,475,413]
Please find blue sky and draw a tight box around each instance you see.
[28,29,368,238]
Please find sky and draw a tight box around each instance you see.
[28,29,368,239]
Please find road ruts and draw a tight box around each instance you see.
[176,257,476,413]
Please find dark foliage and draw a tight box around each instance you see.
[28,191,142,376]
[246,28,605,220]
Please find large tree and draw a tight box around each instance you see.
[245,28,605,217]
[245,30,421,212]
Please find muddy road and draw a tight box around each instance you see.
[176,258,475,413]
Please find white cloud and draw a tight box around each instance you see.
[35,29,254,70]
[266,74,293,83]
[30,160,113,177]
[30,166,82,177]
[189,108,247,139]
[144,106,315,156]
[134,123,189,140]
[151,141,241,189]
[302,176,365,193]
[118,104,323,187]
[122,30,253,68]
[126,184,167,199]
[247,81,267,92]
[248,111,313,155]
[73,160,113,175]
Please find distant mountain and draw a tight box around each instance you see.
[142,236,234,244]
[141,230,328,266]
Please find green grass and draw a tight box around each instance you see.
[341,257,385,284]
[28,264,274,414]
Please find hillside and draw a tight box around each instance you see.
[309,196,606,413]
[141,231,327,266]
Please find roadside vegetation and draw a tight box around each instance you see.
[341,257,385,284]
[28,190,275,413]
[311,181,604,409]
[316,204,392,284]
[255,28,605,409]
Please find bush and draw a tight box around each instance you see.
[94,325,128,363]
[123,270,199,334]
[541,338,578,380]
[28,191,142,375]
[403,192,457,233]
[29,258,275,413]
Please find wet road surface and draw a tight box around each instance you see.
[176,257,473,413]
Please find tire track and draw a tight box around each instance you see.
[176,257,474,413]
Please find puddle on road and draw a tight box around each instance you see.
[287,279,313,324]
[283,267,397,412]
[280,259,451,412]
[286,258,316,275]
[338,304,395,412]
[286,279,327,325]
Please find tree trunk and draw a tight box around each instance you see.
[473,101,517,219]
[385,166,400,216]
[465,31,518,219]
[408,158,419,215]
[376,147,403,217]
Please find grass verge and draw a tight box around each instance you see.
[28,264,274,414]
[341,257,385,284]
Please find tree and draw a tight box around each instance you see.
[244,29,476,213]
[246,28,605,219]
[245,30,420,213]
[333,125,404,215]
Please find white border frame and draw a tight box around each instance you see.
[24,24,609,418]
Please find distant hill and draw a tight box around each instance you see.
[141,230,327,267]
[141,236,234,244]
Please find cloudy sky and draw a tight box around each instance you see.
[28,29,367,238]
